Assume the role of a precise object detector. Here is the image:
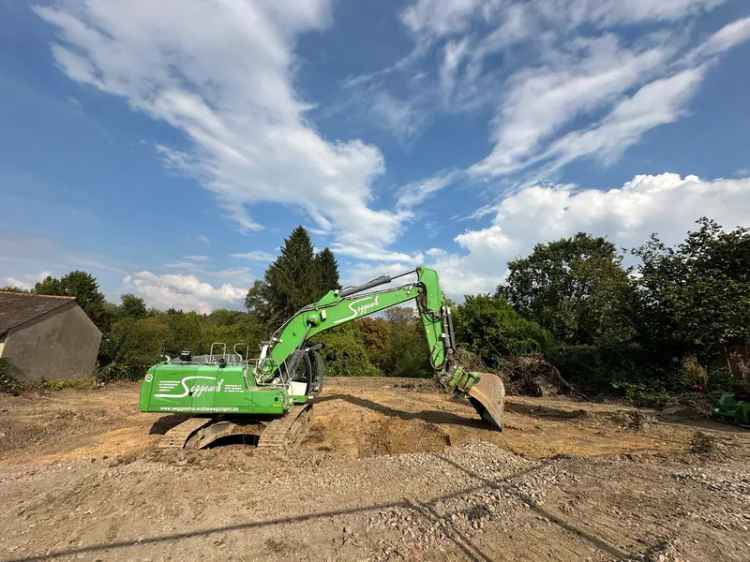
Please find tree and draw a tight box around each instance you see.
[381,307,432,377]
[245,280,273,324]
[34,271,111,331]
[453,294,553,366]
[501,233,636,346]
[119,294,147,319]
[103,316,170,380]
[315,248,340,293]
[264,226,318,324]
[163,311,205,355]
[34,275,62,295]
[247,227,341,327]
[358,317,391,372]
[633,218,750,363]
[311,324,380,377]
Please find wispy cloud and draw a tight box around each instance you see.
[376,2,750,210]
[396,169,464,210]
[230,251,275,262]
[36,0,403,258]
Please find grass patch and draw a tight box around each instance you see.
[37,377,97,391]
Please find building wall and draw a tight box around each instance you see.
[3,306,101,381]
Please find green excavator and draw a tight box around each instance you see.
[139,267,505,449]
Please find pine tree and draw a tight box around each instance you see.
[246,227,343,327]
[315,247,340,295]
[264,226,320,324]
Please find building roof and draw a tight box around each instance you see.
[0,292,76,336]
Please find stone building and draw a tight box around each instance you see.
[0,291,101,381]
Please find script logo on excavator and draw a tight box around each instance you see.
[333,295,380,325]
[154,376,224,399]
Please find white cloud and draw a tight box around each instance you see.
[428,173,750,297]
[439,38,470,103]
[471,35,674,176]
[538,67,705,171]
[486,17,750,177]
[401,0,487,38]
[1,272,51,291]
[36,1,403,256]
[370,92,424,139]
[231,251,275,262]
[403,0,725,42]
[690,16,750,59]
[534,0,725,28]
[396,169,463,210]
[330,243,424,264]
[123,271,246,313]
[391,1,746,191]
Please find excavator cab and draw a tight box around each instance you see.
[288,345,325,402]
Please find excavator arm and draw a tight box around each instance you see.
[255,267,504,429]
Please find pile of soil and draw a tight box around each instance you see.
[501,354,576,397]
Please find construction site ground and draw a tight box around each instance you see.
[1,377,749,562]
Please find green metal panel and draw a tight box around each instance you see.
[139,363,288,415]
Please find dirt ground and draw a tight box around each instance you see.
[1,377,749,562]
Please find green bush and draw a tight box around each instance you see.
[546,343,670,395]
[610,381,672,408]
[380,309,433,377]
[311,325,380,377]
[104,316,170,380]
[0,358,24,395]
[453,294,553,368]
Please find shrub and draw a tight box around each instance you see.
[104,317,170,380]
[0,358,24,395]
[680,356,708,391]
[546,343,670,396]
[311,326,380,377]
[453,294,553,368]
[381,308,432,378]
[610,381,672,408]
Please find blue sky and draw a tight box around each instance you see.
[2,0,750,312]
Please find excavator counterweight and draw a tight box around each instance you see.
[139,267,505,448]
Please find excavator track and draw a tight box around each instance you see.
[257,403,313,451]
[157,403,313,450]
[158,417,214,449]
[184,419,264,449]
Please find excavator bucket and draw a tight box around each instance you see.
[467,373,505,430]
